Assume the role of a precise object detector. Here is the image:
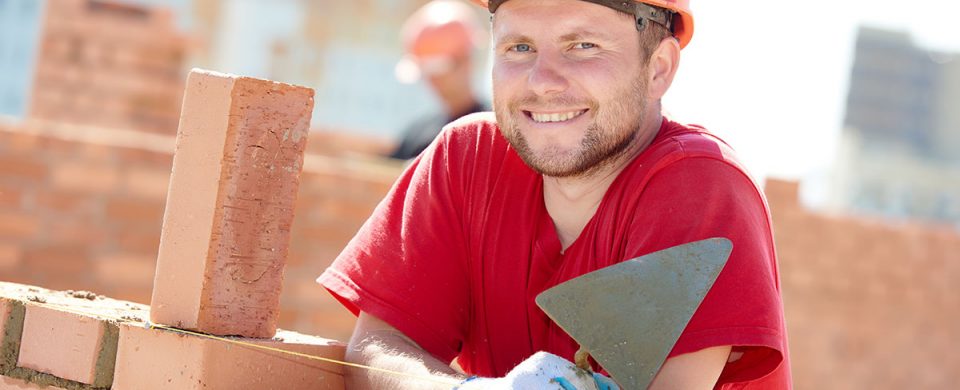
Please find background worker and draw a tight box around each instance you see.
[389,0,489,160]
[319,0,791,388]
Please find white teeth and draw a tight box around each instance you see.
[531,110,585,123]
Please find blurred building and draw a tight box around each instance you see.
[828,26,960,225]
[27,0,188,135]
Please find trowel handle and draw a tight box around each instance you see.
[574,347,592,371]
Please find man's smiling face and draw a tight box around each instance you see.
[492,0,652,178]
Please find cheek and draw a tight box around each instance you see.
[492,63,527,94]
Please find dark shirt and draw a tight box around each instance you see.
[389,101,488,160]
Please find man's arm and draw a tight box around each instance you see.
[346,311,730,390]
[344,311,467,389]
[649,345,731,389]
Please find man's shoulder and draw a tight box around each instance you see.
[654,120,731,158]
[647,118,750,173]
[632,118,761,192]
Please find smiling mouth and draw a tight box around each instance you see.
[524,109,588,123]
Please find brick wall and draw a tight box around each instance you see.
[29,0,187,135]
[0,281,346,389]
[0,118,401,343]
[769,179,960,389]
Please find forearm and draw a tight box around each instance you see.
[345,325,465,389]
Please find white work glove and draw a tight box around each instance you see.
[455,351,619,390]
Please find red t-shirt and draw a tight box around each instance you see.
[318,114,791,388]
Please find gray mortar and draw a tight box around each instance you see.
[91,321,119,388]
[4,366,109,390]
[1,300,25,374]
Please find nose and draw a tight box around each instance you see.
[527,52,569,96]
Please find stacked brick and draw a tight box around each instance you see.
[0,282,144,389]
[0,281,345,389]
[1,69,349,388]
[0,117,398,345]
[0,118,176,302]
[28,0,186,135]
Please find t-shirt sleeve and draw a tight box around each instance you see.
[317,129,469,363]
[625,156,786,384]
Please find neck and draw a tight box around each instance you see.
[543,113,663,250]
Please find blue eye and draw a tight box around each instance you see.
[512,43,532,52]
[573,42,597,49]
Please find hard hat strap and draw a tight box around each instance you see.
[487,0,675,33]
[629,2,674,33]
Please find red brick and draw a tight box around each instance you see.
[105,198,164,224]
[18,304,116,386]
[0,157,48,182]
[28,0,186,135]
[0,282,149,388]
[32,191,96,215]
[278,308,299,327]
[0,242,22,270]
[47,220,109,247]
[0,185,21,208]
[115,147,173,167]
[289,278,328,305]
[36,137,82,159]
[78,142,116,163]
[95,253,155,287]
[23,245,91,276]
[122,167,170,199]
[113,325,345,390]
[0,132,40,155]
[151,70,314,338]
[768,178,960,389]
[115,229,161,254]
[50,161,119,194]
[0,211,42,240]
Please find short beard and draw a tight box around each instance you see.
[495,71,649,178]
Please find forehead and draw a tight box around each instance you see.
[492,0,634,40]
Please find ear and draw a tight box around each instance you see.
[646,37,681,100]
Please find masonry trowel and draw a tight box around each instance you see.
[535,238,732,390]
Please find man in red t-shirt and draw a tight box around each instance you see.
[318,0,791,388]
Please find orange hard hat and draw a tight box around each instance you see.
[396,0,483,83]
[468,0,694,49]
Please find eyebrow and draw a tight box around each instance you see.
[496,33,532,45]
[558,31,614,42]
[496,30,614,46]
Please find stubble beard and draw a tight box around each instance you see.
[495,71,649,179]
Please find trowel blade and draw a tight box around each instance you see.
[535,238,732,390]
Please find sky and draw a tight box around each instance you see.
[663,0,960,190]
